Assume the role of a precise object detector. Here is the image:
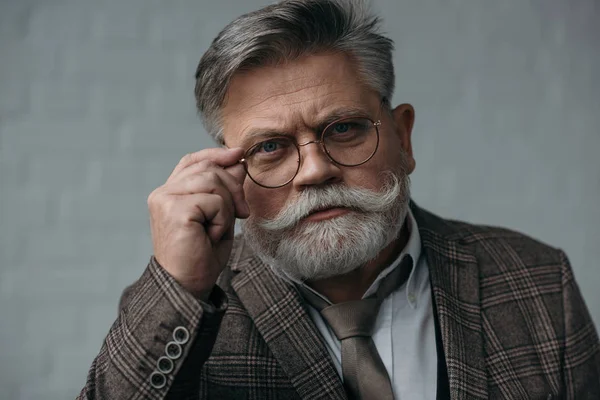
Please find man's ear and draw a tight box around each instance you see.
[391,103,416,174]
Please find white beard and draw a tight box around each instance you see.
[240,169,411,283]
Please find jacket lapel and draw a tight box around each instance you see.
[229,239,347,400]
[412,204,488,399]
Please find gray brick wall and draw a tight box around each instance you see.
[1,0,598,398]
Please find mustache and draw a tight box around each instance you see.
[257,171,404,232]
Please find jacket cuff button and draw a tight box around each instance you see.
[173,326,190,344]
[157,356,174,374]
[165,341,183,360]
[150,371,166,389]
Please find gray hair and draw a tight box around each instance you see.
[194,0,395,144]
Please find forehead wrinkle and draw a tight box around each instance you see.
[277,91,345,113]
[241,81,336,113]
[241,92,361,136]
[234,85,354,132]
[238,115,288,138]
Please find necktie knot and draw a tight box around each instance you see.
[320,299,379,340]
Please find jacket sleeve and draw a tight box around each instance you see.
[77,256,228,400]
[559,250,600,399]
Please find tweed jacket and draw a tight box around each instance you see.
[78,204,600,400]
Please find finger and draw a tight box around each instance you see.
[168,172,237,219]
[170,147,244,179]
[181,193,234,244]
[224,163,247,185]
[211,167,249,217]
[170,166,249,218]
[175,159,246,187]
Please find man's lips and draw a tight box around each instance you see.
[303,207,352,222]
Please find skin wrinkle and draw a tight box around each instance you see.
[237,105,376,149]
[225,85,368,149]
[228,87,351,134]
[229,74,335,112]
[228,96,372,147]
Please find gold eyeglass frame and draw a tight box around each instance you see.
[239,115,382,189]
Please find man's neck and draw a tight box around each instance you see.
[306,222,410,304]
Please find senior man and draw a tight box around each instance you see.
[79,0,600,399]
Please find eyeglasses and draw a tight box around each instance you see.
[239,115,381,189]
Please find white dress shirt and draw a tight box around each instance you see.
[298,209,437,399]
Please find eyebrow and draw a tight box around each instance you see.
[240,106,373,147]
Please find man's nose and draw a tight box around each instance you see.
[292,140,343,188]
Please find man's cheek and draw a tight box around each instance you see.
[344,170,382,193]
[246,192,286,220]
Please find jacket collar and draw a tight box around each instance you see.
[229,201,488,400]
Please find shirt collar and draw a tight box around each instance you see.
[294,208,423,308]
[362,208,422,308]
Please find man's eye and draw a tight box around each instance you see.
[332,123,351,133]
[248,138,291,157]
[260,141,279,153]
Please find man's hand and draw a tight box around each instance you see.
[147,147,249,300]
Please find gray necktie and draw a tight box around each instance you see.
[298,256,413,400]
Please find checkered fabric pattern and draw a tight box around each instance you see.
[78,203,600,399]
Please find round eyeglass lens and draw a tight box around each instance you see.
[323,117,378,166]
[244,137,300,188]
